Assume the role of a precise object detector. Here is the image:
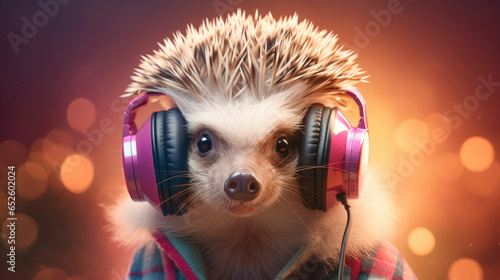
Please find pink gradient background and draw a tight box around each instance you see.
[0,0,499,279]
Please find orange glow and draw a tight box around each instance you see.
[424,113,452,142]
[403,79,436,104]
[67,276,90,280]
[464,161,500,196]
[32,267,69,280]
[4,214,39,251]
[60,154,94,194]
[0,140,28,163]
[41,138,69,164]
[395,119,429,152]
[28,150,54,177]
[0,191,7,222]
[434,153,463,182]
[30,138,45,154]
[460,136,495,172]
[24,160,48,180]
[448,258,483,280]
[368,102,399,169]
[407,227,435,256]
[45,129,73,147]
[67,98,96,132]
[17,161,48,200]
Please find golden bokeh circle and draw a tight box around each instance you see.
[0,190,7,221]
[460,136,495,172]
[1,213,39,252]
[67,276,90,280]
[32,267,69,280]
[41,138,69,164]
[395,119,429,153]
[16,161,48,200]
[424,113,452,142]
[60,154,94,194]
[15,214,39,251]
[0,140,28,164]
[30,138,46,154]
[45,129,73,147]
[66,98,96,132]
[448,258,483,280]
[464,161,500,196]
[407,227,435,256]
[434,153,463,182]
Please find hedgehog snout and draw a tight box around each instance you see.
[224,172,261,201]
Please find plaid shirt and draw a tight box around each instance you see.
[126,231,417,280]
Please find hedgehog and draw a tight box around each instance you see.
[108,10,416,280]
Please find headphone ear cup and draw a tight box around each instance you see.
[151,109,189,216]
[344,128,369,199]
[298,104,334,211]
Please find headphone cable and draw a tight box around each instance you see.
[336,192,351,280]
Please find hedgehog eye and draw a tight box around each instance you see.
[197,134,212,156]
[275,136,289,158]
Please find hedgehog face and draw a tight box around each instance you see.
[184,94,303,216]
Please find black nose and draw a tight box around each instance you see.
[224,172,261,201]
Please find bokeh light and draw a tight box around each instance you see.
[395,119,429,152]
[60,154,94,194]
[1,214,39,252]
[28,139,55,174]
[0,140,28,164]
[67,276,90,280]
[30,138,46,155]
[16,214,39,251]
[41,138,70,164]
[407,227,435,256]
[448,258,483,280]
[0,191,7,222]
[463,161,500,196]
[16,161,48,200]
[460,136,495,172]
[67,98,96,132]
[424,113,452,142]
[45,129,73,147]
[434,153,463,182]
[32,267,69,280]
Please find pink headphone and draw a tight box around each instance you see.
[122,88,369,215]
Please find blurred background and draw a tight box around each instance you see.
[0,0,499,279]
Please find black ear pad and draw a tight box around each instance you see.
[298,104,335,211]
[151,109,189,216]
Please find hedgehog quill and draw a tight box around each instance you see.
[108,11,416,280]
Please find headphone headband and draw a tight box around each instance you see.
[123,92,163,137]
[344,87,368,130]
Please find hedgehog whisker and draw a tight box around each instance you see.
[154,185,195,208]
[281,196,314,236]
